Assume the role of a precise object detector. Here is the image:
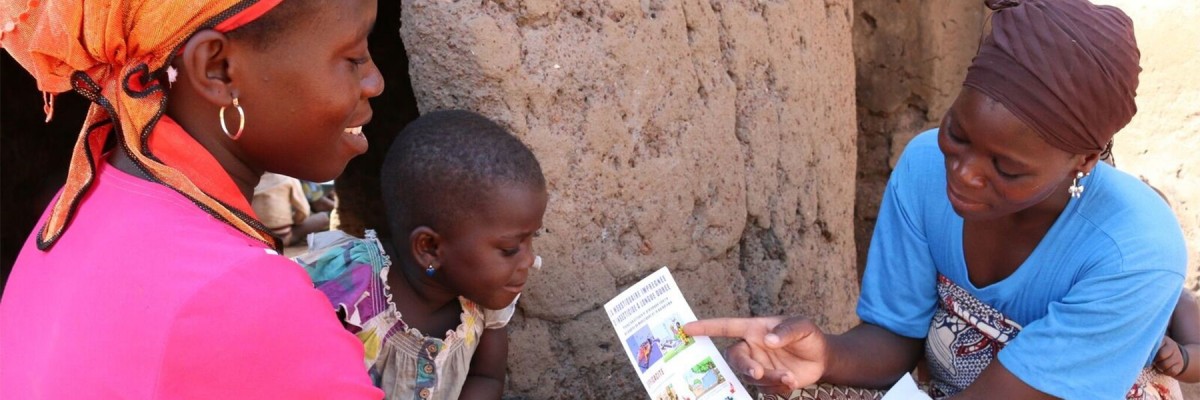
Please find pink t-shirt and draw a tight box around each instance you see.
[0,163,383,399]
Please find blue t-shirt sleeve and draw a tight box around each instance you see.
[998,265,1183,398]
[997,167,1188,399]
[857,131,940,339]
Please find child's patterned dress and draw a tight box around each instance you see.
[295,230,519,400]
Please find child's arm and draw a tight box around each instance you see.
[1158,291,1200,382]
[459,327,508,399]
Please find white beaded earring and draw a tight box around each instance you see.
[1068,171,1086,199]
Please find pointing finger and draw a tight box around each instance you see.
[766,316,820,349]
[685,317,779,339]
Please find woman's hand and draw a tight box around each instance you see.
[684,316,829,394]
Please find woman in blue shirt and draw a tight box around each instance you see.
[686,1,1188,398]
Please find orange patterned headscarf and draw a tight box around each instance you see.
[1,0,284,250]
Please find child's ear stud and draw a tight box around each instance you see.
[425,264,435,277]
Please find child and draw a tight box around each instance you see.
[295,110,548,399]
[1142,184,1199,387]
[1156,292,1200,383]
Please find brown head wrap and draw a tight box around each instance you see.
[964,0,1141,155]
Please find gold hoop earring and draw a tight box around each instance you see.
[219,97,245,140]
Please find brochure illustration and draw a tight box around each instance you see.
[605,267,751,400]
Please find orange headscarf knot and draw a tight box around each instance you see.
[2,0,284,250]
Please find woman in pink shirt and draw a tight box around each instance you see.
[0,0,385,398]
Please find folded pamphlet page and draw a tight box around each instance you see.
[605,267,752,400]
[880,373,932,400]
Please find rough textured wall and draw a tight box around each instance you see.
[399,0,858,397]
[1089,1,1200,397]
[851,0,983,275]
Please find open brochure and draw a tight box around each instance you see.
[605,267,752,400]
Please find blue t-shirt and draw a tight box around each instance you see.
[857,129,1187,399]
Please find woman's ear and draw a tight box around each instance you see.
[1076,152,1102,175]
[177,29,235,106]
[409,226,442,270]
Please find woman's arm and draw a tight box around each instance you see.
[950,361,1053,399]
[460,327,508,399]
[687,317,1056,399]
[684,318,923,392]
[822,323,924,388]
